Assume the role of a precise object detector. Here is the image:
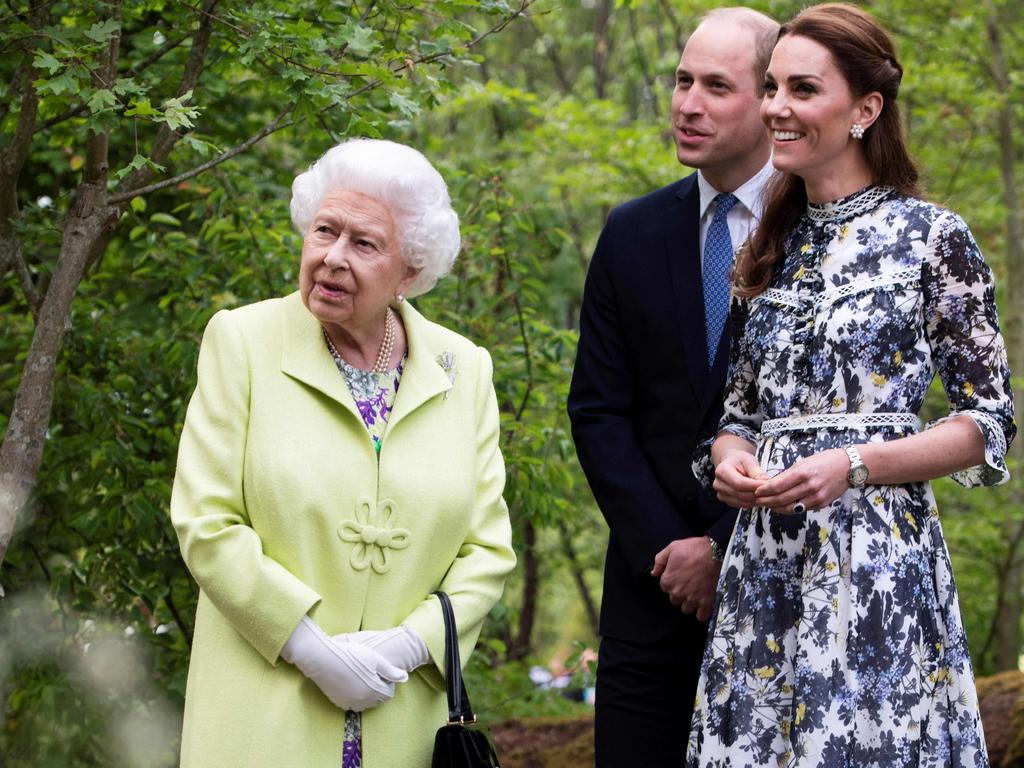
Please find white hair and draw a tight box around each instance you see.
[290,139,461,298]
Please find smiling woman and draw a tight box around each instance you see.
[688,4,1015,767]
[169,139,516,768]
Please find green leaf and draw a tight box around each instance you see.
[125,98,156,118]
[183,135,215,157]
[36,72,75,96]
[389,91,421,118]
[115,154,148,181]
[33,50,62,75]
[86,88,117,114]
[161,91,200,131]
[112,77,145,97]
[340,22,378,56]
[84,19,120,43]
[150,213,181,227]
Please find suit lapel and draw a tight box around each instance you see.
[705,306,733,406]
[665,174,710,406]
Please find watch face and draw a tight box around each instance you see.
[850,464,869,486]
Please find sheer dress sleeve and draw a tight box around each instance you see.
[921,210,1015,487]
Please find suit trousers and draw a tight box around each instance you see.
[594,621,707,767]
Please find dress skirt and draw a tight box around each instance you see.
[686,425,988,767]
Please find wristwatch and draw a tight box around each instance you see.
[845,445,869,488]
[707,536,725,563]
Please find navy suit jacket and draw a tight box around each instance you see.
[568,173,738,642]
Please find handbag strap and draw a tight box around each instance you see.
[433,590,476,724]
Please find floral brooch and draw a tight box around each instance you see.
[436,352,457,398]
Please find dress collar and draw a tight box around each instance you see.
[806,185,896,223]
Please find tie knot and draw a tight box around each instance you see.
[712,193,739,221]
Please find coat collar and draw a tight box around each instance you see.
[279,292,453,428]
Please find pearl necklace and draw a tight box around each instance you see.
[323,307,397,374]
[372,308,396,374]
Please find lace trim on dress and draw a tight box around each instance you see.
[820,268,919,305]
[758,287,804,309]
[760,411,921,436]
[806,185,896,223]
[755,268,920,313]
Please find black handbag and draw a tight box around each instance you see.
[431,591,501,768]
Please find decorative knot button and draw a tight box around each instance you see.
[339,498,410,574]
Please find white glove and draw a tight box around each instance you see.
[334,625,431,673]
[280,616,408,711]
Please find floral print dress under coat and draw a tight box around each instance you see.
[688,187,1015,767]
[326,333,405,768]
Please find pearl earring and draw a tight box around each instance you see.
[395,293,405,303]
[850,123,866,140]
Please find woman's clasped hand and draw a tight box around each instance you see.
[714,447,852,514]
[280,617,409,712]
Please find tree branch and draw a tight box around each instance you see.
[164,581,193,647]
[525,13,573,95]
[0,6,44,280]
[12,240,41,318]
[109,0,536,206]
[108,103,294,204]
[118,0,219,194]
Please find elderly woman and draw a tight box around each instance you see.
[688,4,1013,766]
[170,139,516,768]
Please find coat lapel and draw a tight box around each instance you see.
[665,174,710,406]
[387,300,454,429]
[279,291,364,423]
[279,292,454,430]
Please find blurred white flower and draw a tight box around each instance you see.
[37,195,53,208]
[153,30,166,45]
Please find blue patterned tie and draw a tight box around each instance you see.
[703,193,739,368]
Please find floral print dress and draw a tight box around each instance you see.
[688,187,1015,767]
[325,333,405,768]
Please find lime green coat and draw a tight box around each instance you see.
[170,292,516,768]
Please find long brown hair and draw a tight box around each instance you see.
[734,3,921,297]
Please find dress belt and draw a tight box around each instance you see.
[760,412,921,436]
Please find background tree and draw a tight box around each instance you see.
[0,0,533,573]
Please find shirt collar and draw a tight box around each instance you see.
[696,158,776,221]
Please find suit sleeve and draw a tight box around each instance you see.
[568,211,696,578]
[170,309,321,665]
[402,346,516,685]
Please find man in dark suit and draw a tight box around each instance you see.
[567,8,779,766]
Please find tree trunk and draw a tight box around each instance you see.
[558,520,599,636]
[0,186,117,574]
[984,0,1024,671]
[592,0,612,100]
[509,519,538,660]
